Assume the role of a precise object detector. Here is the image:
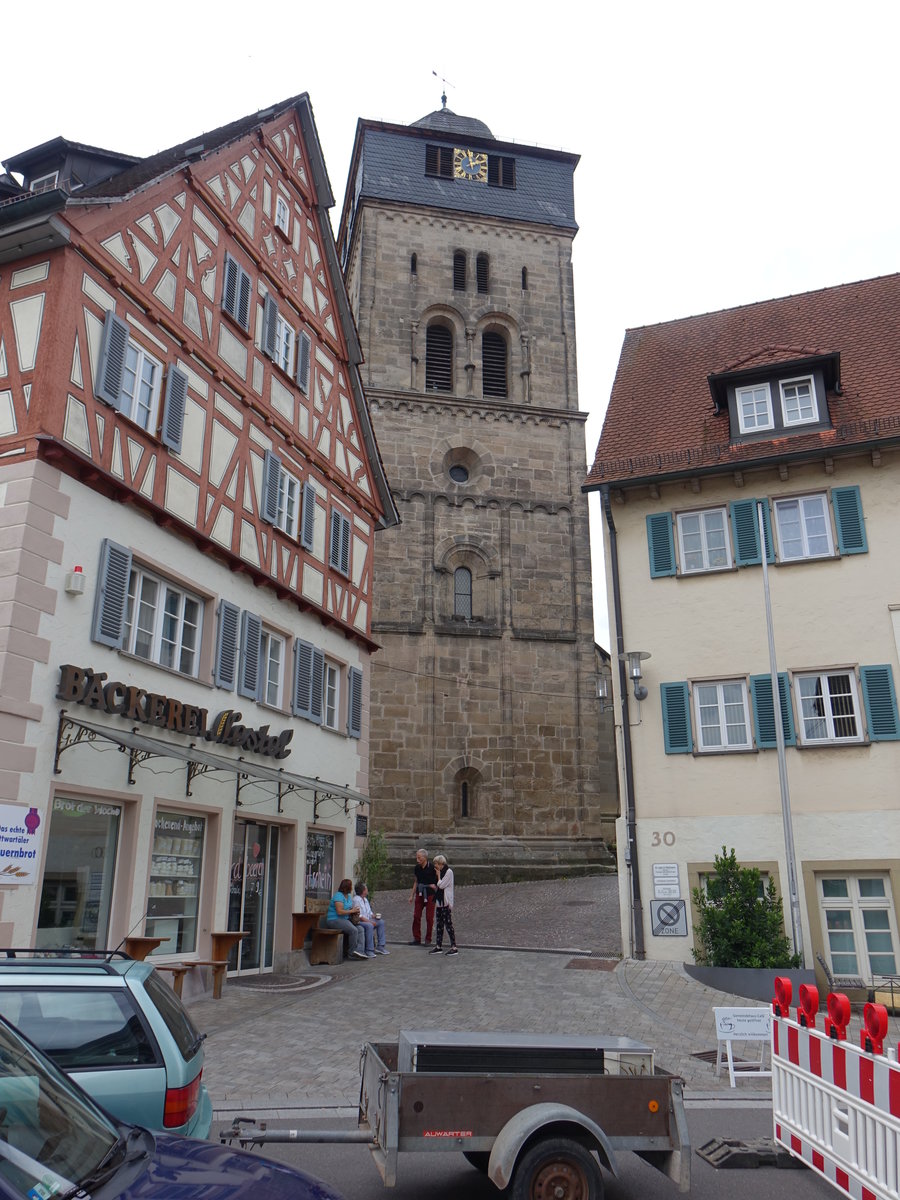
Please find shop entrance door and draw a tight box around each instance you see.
[227,822,279,974]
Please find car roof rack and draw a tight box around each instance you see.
[0,948,133,964]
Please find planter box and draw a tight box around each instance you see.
[683,964,817,1003]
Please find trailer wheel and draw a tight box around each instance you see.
[511,1136,602,1200]
[462,1151,490,1173]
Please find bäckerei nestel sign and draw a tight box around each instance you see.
[57,664,293,760]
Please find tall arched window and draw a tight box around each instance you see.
[460,780,469,817]
[521,266,528,290]
[482,330,508,398]
[425,323,453,392]
[476,253,489,294]
[410,253,417,275]
[453,567,472,618]
[453,251,466,291]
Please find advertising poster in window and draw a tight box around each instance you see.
[0,802,44,884]
[305,832,334,901]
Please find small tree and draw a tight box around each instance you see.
[691,846,801,969]
[354,830,390,900]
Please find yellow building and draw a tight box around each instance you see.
[585,274,900,997]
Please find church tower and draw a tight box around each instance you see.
[338,101,615,878]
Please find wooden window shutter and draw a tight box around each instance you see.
[95,311,130,407]
[347,667,363,738]
[425,324,453,392]
[91,538,132,648]
[832,486,868,555]
[214,599,241,689]
[660,682,692,754]
[482,330,507,398]
[300,482,316,550]
[262,451,281,524]
[292,640,324,723]
[329,511,350,575]
[237,611,262,700]
[223,252,251,330]
[730,498,773,566]
[750,673,796,748]
[161,366,188,453]
[860,665,900,741]
[262,294,278,359]
[297,331,312,395]
[646,513,676,578]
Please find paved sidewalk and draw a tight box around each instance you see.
[187,876,791,1116]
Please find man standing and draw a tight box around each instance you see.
[408,848,437,945]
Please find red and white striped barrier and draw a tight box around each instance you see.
[772,976,900,1200]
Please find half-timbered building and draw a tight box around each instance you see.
[0,95,398,986]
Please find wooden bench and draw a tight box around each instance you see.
[298,898,348,966]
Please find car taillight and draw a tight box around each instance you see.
[163,1071,201,1128]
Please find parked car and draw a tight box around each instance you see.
[0,1010,345,1199]
[0,951,211,1137]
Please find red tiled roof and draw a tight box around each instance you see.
[586,272,900,488]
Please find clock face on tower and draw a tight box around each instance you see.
[453,147,488,182]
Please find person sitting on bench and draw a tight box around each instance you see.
[353,882,389,956]
[325,879,368,960]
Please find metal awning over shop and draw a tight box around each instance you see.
[54,711,369,817]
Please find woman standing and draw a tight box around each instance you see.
[430,855,458,955]
[325,878,368,960]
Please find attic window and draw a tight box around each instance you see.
[275,195,290,236]
[426,145,453,179]
[709,353,837,444]
[30,171,58,194]
[488,155,516,189]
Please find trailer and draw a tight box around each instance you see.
[222,1029,691,1199]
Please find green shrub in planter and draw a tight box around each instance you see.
[354,830,390,900]
[691,846,801,969]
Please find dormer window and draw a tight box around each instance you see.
[30,171,59,194]
[710,354,837,444]
[736,383,773,434]
[780,376,817,425]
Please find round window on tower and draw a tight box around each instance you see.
[448,464,469,483]
[439,445,483,487]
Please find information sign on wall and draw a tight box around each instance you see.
[0,803,43,884]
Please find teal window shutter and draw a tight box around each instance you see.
[646,513,676,578]
[730,499,774,566]
[751,673,795,748]
[832,486,867,555]
[860,665,900,741]
[661,682,692,753]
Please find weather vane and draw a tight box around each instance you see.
[431,70,454,110]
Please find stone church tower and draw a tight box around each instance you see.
[338,101,616,880]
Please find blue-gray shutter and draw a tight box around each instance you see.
[236,265,252,331]
[261,451,281,524]
[237,611,262,700]
[347,667,363,738]
[92,538,132,648]
[330,510,350,574]
[293,639,324,723]
[214,599,241,689]
[300,482,315,550]
[160,366,188,452]
[223,252,251,330]
[297,331,312,394]
[750,673,796,748]
[262,294,278,359]
[646,513,676,578]
[730,499,774,566]
[860,665,900,741]
[95,311,129,408]
[660,682,692,754]
[832,486,867,555]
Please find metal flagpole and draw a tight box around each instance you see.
[758,501,804,963]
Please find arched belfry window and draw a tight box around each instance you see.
[410,253,417,275]
[425,323,453,393]
[476,253,489,294]
[453,251,466,291]
[454,567,473,618]
[482,330,508,398]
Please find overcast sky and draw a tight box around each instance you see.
[5,1,898,646]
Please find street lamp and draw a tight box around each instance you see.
[619,650,651,702]
[596,675,612,712]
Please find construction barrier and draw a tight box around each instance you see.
[772,976,900,1200]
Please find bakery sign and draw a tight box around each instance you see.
[57,665,293,760]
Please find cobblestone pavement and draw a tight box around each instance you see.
[187,874,807,1117]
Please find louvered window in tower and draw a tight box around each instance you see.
[425,324,453,393]
[454,568,472,618]
[476,254,489,294]
[482,331,508,398]
[453,252,466,291]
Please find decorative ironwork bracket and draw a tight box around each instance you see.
[186,759,215,798]
[125,743,154,786]
[54,711,97,775]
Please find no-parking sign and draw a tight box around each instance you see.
[650,899,688,937]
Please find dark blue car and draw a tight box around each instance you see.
[0,1013,344,1199]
